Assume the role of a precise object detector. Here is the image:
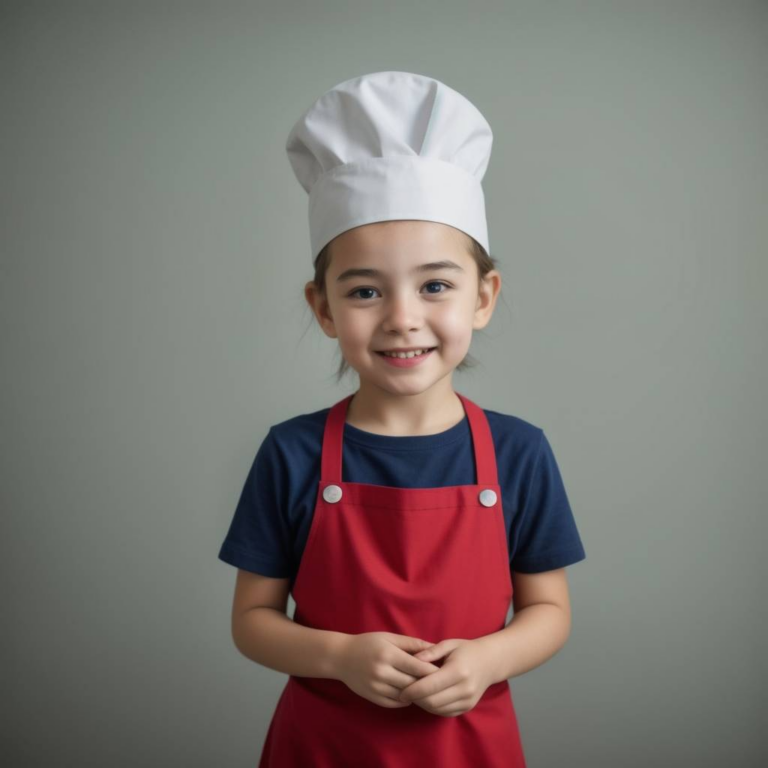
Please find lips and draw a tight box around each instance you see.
[375,347,437,368]
[376,347,437,356]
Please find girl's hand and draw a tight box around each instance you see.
[396,638,495,717]
[335,631,442,709]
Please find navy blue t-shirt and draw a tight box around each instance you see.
[218,405,586,589]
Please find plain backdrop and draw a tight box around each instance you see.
[2,1,766,766]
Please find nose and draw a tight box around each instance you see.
[381,289,423,335]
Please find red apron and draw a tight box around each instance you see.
[258,392,527,767]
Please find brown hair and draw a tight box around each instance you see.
[306,231,500,384]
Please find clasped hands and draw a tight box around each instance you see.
[397,636,495,717]
[338,631,496,718]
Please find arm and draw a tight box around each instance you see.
[230,569,348,679]
[473,568,573,684]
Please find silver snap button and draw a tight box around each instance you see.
[479,489,497,507]
[323,484,343,503]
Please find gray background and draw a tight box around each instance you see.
[2,1,766,766]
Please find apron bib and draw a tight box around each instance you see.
[258,392,527,767]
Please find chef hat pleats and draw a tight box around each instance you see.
[285,71,493,263]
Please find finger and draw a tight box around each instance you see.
[408,680,468,710]
[400,665,466,703]
[416,698,469,718]
[375,660,438,701]
[399,672,439,703]
[413,644,444,661]
[389,634,435,654]
[385,669,421,690]
[396,651,441,678]
[375,696,412,708]
[373,682,414,707]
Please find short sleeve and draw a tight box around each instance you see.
[510,431,586,574]
[217,428,293,578]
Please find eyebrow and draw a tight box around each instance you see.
[335,260,465,283]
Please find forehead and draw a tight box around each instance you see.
[329,220,472,265]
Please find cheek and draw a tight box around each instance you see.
[433,303,475,340]
[335,309,371,346]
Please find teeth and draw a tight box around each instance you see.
[382,348,432,358]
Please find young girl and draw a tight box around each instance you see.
[218,71,586,767]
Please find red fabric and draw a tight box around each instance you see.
[258,392,527,767]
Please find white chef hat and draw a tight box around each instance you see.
[285,70,493,264]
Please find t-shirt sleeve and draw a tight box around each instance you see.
[217,428,293,578]
[510,431,586,574]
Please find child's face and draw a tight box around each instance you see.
[307,220,500,395]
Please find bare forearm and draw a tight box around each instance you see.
[232,607,348,679]
[474,604,571,684]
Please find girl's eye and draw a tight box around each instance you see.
[348,281,451,300]
[424,281,450,294]
[349,287,379,300]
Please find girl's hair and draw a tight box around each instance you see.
[308,231,500,384]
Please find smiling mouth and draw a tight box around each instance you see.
[376,347,437,359]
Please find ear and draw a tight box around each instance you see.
[304,281,338,339]
[473,269,501,330]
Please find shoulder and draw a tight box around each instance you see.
[269,405,329,438]
[264,405,331,461]
[482,407,545,459]
[243,407,331,502]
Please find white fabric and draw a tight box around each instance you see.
[285,71,493,263]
